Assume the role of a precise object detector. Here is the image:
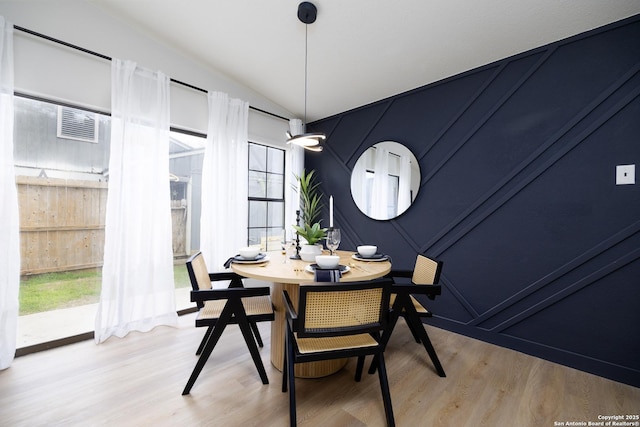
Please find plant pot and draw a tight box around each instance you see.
[299,244,322,262]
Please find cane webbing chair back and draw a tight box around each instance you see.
[389,255,442,312]
[389,254,442,314]
[190,253,212,291]
[300,286,385,333]
[412,255,441,285]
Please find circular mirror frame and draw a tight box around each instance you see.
[350,141,421,220]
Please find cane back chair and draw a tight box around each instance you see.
[369,254,445,377]
[282,278,396,426]
[182,252,274,395]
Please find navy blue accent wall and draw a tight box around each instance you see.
[306,15,640,387]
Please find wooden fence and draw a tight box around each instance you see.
[18,176,187,276]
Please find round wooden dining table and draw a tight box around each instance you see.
[231,249,391,378]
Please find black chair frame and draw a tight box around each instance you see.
[282,279,396,427]
[182,253,274,395]
[192,271,265,354]
[369,266,446,378]
[182,286,273,394]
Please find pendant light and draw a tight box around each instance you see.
[286,1,326,151]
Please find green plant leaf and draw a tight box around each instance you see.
[296,168,324,227]
[293,221,327,245]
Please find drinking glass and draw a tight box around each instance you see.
[326,228,341,255]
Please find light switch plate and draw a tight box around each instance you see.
[616,164,635,185]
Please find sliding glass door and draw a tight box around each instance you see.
[14,96,205,349]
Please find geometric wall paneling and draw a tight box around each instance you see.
[416,52,549,183]
[500,254,640,373]
[426,67,640,258]
[307,15,640,386]
[468,222,640,331]
[369,65,501,160]
[329,102,391,165]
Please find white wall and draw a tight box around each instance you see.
[0,0,291,146]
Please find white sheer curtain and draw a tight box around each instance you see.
[285,119,304,235]
[200,92,249,274]
[95,59,177,343]
[0,16,19,370]
[370,147,390,220]
[351,151,368,215]
[397,154,412,214]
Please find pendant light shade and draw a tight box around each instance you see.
[287,2,326,151]
[286,130,326,147]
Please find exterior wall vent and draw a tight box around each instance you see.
[57,106,99,143]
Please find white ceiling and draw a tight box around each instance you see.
[91,0,640,122]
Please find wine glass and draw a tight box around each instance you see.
[326,228,341,256]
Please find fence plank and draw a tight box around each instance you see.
[17,176,187,275]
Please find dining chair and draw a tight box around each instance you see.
[369,254,446,377]
[282,278,396,427]
[182,252,274,395]
[193,255,265,353]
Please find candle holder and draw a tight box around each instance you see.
[291,210,302,260]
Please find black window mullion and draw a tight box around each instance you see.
[247,142,285,249]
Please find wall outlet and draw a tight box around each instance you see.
[616,164,635,185]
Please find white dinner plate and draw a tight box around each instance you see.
[351,254,389,262]
[232,256,270,264]
[235,252,266,261]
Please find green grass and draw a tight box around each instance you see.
[19,264,191,316]
[173,264,191,288]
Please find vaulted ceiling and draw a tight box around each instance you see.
[91,0,640,122]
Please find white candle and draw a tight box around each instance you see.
[329,195,334,227]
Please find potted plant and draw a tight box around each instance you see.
[293,169,327,260]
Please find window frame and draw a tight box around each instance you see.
[247,141,286,251]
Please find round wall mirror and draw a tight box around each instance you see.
[350,141,421,220]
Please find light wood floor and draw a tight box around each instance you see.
[1,313,638,426]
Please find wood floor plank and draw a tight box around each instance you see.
[1,315,638,426]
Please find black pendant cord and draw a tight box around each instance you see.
[304,23,308,132]
[290,1,324,149]
[13,25,289,122]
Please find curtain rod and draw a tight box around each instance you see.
[13,25,290,122]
